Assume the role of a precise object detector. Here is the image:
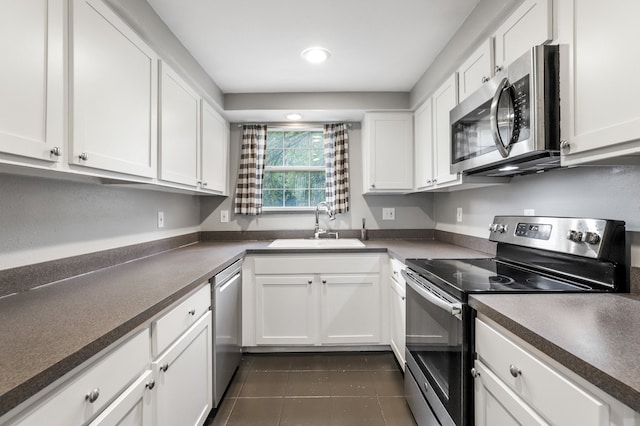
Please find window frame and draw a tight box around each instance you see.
[262,127,326,212]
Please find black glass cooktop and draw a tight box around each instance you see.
[405,258,593,299]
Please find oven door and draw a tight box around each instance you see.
[403,270,469,426]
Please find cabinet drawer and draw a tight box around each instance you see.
[15,329,150,426]
[475,319,608,426]
[254,255,381,275]
[152,283,211,356]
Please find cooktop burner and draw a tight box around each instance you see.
[406,257,592,298]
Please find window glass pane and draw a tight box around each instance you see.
[310,132,324,149]
[310,149,324,166]
[266,149,284,166]
[310,189,325,206]
[284,131,309,149]
[310,171,326,188]
[267,131,284,149]
[263,171,284,189]
[284,149,310,166]
[285,189,309,207]
[284,171,309,189]
[263,189,284,207]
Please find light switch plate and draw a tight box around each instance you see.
[157,211,165,228]
[456,207,463,223]
[220,210,229,223]
[382,208,395,220]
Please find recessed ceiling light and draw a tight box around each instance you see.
[301,47,331,64]
[286,113,303,121]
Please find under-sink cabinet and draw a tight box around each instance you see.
[474,316,640,426]
[243,254,389,348]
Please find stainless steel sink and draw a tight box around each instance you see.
[267,238,366,249]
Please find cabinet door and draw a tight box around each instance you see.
[70,0,157,178]
[200,101,228,194]
[321,274,381,344]
[159,62,199,187]
[87,370,154,426]
[154,311,212,426]
[493,0,552,70]
[432,74,459,186]
[363,112,414,192]
[255,275,317,345]
[457,39,494,102]
[562,0,640,164]
[414,99,435,191]
[0,0,63,163]
[474,361,550,426]
[389,278,406,370]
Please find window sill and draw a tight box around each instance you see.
[262,207,316,213]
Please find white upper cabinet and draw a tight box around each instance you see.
[70,0,158,178]
[362,112,414,193]
[457,39,494,102]
[200,102,228,195]
[414,99,435,191]
[0,0,63,163]
[159,62,200,187]
[432,74,459,186]
[561,0,640,166]
[493,0,552,72]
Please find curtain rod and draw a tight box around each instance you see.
[236,123,354,128]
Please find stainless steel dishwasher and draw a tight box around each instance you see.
[211,260,242,408]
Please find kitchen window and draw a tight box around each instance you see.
[263,129,326,209]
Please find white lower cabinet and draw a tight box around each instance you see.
[245,254,388,347]
[474,317,640,426]
[153,311,212,426]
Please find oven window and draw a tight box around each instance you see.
[406,282,464,424]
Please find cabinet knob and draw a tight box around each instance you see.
[560,140,570,153]
[471,368,480,379]
[401,296,406,301]
[50,146,62,157]
[481,76,490,83]
[322,279,327,284]
[307,280,312,285]
[509,364,522,377]
[85,388,100,403]
[160,363,169,372]
[495,65,503,73]
[371,184,376,189]
[145,379,156,390]
[202,182,208,187]
[79,152,88,161]
[188,308,196,316]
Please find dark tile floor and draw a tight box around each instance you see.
[205,352,417,426]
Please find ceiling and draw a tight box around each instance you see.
[146,0,481,95]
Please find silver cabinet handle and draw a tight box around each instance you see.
[401,296,406,301]
[160,363,169,372]
[50,146,62,157]
[495,65,503,73]
[145,379,155,390]
[188,308,196,316]
[509,364,522,377]
[322,279,327,284]
[471,368,480,378]
[481,76,490,83]
[307,280,312,285]
[202,182,208,187]
[85,388,100,403]
[560,140,570,153]
[371,183,376,189]
[79,152,88,161]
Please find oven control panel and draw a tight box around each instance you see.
[488,216,624,259]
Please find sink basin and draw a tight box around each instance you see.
[268,238,366,249]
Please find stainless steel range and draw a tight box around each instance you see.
[402,216,628,426]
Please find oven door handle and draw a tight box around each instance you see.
[402,270,463,320]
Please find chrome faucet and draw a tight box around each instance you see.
[314,201,337,239]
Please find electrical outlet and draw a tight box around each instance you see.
[220,210,229,223]
[524,209,535,216]
[382,208,396,221]
[456,207,463,223]
[157,211,165,228]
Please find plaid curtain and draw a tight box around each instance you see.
[324,123,350,214]
[234,125,267,215]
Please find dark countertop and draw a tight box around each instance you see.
[0,238,485,417]
[470,293,640,413]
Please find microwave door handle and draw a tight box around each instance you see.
[402,270,463,320]
[490,77,513,158]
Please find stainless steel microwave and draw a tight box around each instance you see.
[450,45,560,176]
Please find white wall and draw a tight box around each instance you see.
[433,165,640,264]
[0,174,200,269]
[200,125,435,232]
